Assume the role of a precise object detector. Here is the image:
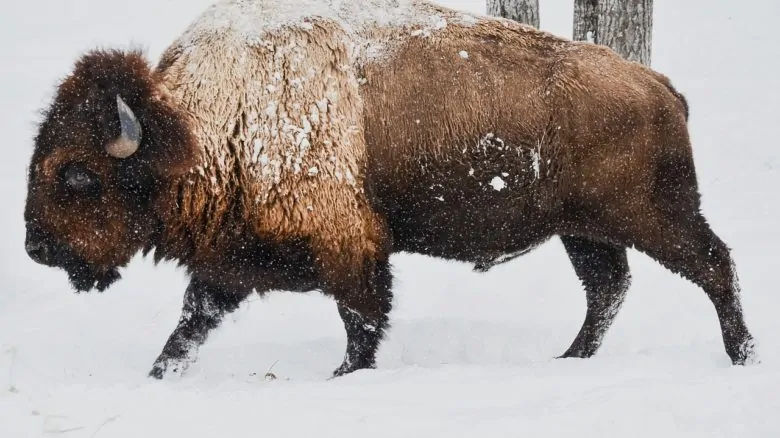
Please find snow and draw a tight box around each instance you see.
[2,0,780,437]
[490,176,506,191]
[178,0,457,62]
[531,147,541,179]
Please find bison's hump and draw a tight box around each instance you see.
[173,0,484,62]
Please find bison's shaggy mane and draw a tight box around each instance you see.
[25,49,200,290]
[37,49,199,189]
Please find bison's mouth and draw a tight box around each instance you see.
[26,224,121,293]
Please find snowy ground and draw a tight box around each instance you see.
[2,0,779,436]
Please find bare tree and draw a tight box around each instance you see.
[487,0,540,28]
[573,0,653,66]
[573,0,599,44]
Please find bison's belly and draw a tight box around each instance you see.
[370,155,554,263]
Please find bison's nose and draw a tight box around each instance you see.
[25,227,54,265]
[26,239,50,265]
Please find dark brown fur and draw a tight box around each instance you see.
[25,50,199,290]
[24,15,755,378]
[363,21,691,265]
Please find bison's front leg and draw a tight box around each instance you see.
[329,257,393,378]
[149,278,246,379]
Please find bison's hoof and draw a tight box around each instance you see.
[473,263,491,273]
[148,357,190,380]
[331,360,375,378]
[149,366,166,380]
[556,353,585,360]
[730,337,759,366]
[556,346,596,360]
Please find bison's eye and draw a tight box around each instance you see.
[61,165,100,193]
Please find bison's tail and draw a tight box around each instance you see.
[666,82,690,122]
[652,71,690,122]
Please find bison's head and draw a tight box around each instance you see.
[24,49,197,292]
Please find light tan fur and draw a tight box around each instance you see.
[156,18,385,271]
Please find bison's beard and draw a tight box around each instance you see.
[56,251,122,293]
[26,224,123,292]
[65,261,121,293]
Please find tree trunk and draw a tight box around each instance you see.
[487,0,540,28]
[573,0,599,44]
[573,0,653,66]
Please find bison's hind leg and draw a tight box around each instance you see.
[558,236,631,359]
[594,150,757,365]
[644,150,757,365]
[638,211,756,365]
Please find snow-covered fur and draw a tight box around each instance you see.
[24,0,755,379]
[156,15,381,270]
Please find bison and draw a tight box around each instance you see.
[24,0,756,378]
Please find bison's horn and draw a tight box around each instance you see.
[106,95,142,159]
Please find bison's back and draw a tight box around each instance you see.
[361,13,691,261]
[361,18,570,260]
